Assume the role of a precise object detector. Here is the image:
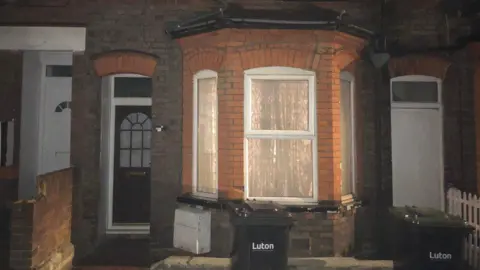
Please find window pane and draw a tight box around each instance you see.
[121,119,131,130]
[340,79,354,195]
[131,150,142,167]
[120,131,131,148]
[392,81,438,103]
[114,77,152,98]
[143,131,151,149]
[251,80,309,131]
[247,138,313,198]
[131,131,142,148]
[144,119,152,130]
[143,150,151,168]
[120,150,130,167]
[196,78,218,194]
[46,65,72,77]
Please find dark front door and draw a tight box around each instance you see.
[113,105,151,224]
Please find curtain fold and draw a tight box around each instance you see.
[197,78,218,194]
[248,79,313,198]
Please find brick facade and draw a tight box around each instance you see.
[179,29,366,201]
[0,0,477,266]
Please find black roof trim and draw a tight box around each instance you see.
[166,4,375,40]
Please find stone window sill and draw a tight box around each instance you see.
[176,193,363,213]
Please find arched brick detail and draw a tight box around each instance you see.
[184,50,223,74]
[238,48,315,71]
[92,50,159,77]
[388,55,452,80]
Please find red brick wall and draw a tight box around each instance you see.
[9,168,74,270]
[179,29,366,201]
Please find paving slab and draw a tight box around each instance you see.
[151,256,393,270]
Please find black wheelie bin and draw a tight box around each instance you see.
[390,206,473,270]
[229,201,293,270]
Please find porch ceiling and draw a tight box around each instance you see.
[0,26,86,51]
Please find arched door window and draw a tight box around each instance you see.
[119,112,151,168]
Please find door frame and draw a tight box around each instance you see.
[103,74,152,234]
[390,75,445,210]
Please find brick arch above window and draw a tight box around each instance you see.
[92,50,159,77]
[388,55,452,80]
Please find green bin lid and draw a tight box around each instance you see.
[389,206,471,228]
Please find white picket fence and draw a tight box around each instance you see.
[446,188,480,269]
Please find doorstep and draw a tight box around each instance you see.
[150,256,393,270]
[74,267,148,270]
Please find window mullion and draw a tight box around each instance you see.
[245,134,316,140]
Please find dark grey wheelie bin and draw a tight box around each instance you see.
[229,201,293,270]
[390,206,473,270]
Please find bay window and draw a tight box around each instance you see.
[244,67,317,203]
[193,70,218,198]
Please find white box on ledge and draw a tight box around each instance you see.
[173,206,211,254]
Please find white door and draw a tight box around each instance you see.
[391,108,443,209]
[39,54,72,174]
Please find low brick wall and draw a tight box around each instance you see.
[9,168,75,270]
[151,256,393,270]
[180,203,356,258]
[290,210,355,257]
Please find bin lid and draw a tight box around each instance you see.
[229,200,293,226]
[389,206,471,228]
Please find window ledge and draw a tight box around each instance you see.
[177,193,242,210]
[176,193,363,213]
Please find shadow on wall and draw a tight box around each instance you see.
[0,166,18,269]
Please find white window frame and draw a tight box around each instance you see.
[192,70,219,199]
[390,75,442,109]
[340,71,356,197]
[244,66,318,204]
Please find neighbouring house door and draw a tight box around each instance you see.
[40,65,72,174]
[112,105,151,224]
[391,108,442,209]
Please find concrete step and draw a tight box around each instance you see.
[151,256,393,270]
[73,267,147,270]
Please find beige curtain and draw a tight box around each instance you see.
[196,78,218,194]
[340,79,353,195]
[248,80,313,198]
